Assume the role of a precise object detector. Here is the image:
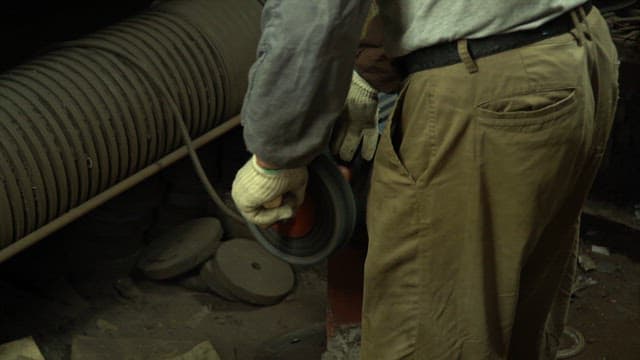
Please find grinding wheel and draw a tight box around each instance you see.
[211,238,295,305]
[138,217,223,280]
[179,274,210,293]
[199,258,238,301]
[247,153,357,265]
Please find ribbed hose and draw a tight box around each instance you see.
[0,0,261,249]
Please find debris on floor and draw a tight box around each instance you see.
[591,245,611,257]
[254,323,326,360]
[596,259,621,274]
[568,218,640,359]
[113,277,144,301]
[95,319,118,334]
[71,336,217,360]
[321,325,361,360]
[572,274,599,294]
[0,265,326,359]
[0,336,45,360]
[578,252,597,272]
[169,341,221,360]
[557,326,586,359]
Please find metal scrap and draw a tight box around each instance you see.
[0,337,45,360]
[591,245,611,256]
[572,274,599,294]
[578,253,597,272]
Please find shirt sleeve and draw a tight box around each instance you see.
[241,0,372,168]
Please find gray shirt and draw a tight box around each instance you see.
[241,0,586,168]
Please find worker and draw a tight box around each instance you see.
[231,0,619,359]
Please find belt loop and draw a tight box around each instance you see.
[457,39,478,74]
[578,6,593,39]
[569,10,585,46]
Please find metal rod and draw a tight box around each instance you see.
[0,115,241,264]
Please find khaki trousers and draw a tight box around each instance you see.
[361,8,619,360]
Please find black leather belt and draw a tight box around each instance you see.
[397,1,593,74]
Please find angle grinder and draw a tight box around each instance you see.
[246,153,357,265]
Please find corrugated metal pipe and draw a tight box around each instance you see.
[0,0,262,260]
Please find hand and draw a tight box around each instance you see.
[232,155,308,226]
[331,71,379,162]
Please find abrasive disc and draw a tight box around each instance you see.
[211,239,295,305]
[179,274,209,292]
[138,217,223,280]
[247,153,357,265]
[199,258,238,301]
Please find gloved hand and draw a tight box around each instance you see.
[331,70,379,162]
[232,156,308,226]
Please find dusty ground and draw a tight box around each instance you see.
[0,215,638,360]
[568,218,640,360]
[0,254,326,359]
[569,252,640,359]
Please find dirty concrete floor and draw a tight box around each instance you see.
[0,217,638,360]
[568,218,640,360]
[569,252,640,359]
[0,239,326,360]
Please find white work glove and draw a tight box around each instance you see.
[231,156,308,226]
[331,71,379,162]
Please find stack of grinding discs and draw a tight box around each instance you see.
[138,217,295,305]
[138,217,223,280]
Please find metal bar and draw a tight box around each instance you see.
[0,115,241,264]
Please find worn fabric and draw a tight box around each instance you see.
[379,0,588,57]
[361,7,618,360]
[241,0,588,168]
[376,92,398,133]
[241,0,372,168]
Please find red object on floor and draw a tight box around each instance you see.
[326,244,366,339]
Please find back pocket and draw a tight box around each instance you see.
[476,88,577,132]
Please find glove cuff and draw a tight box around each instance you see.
[243,156,306,199]
[251,155,282,175]
[351,71,377,102]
